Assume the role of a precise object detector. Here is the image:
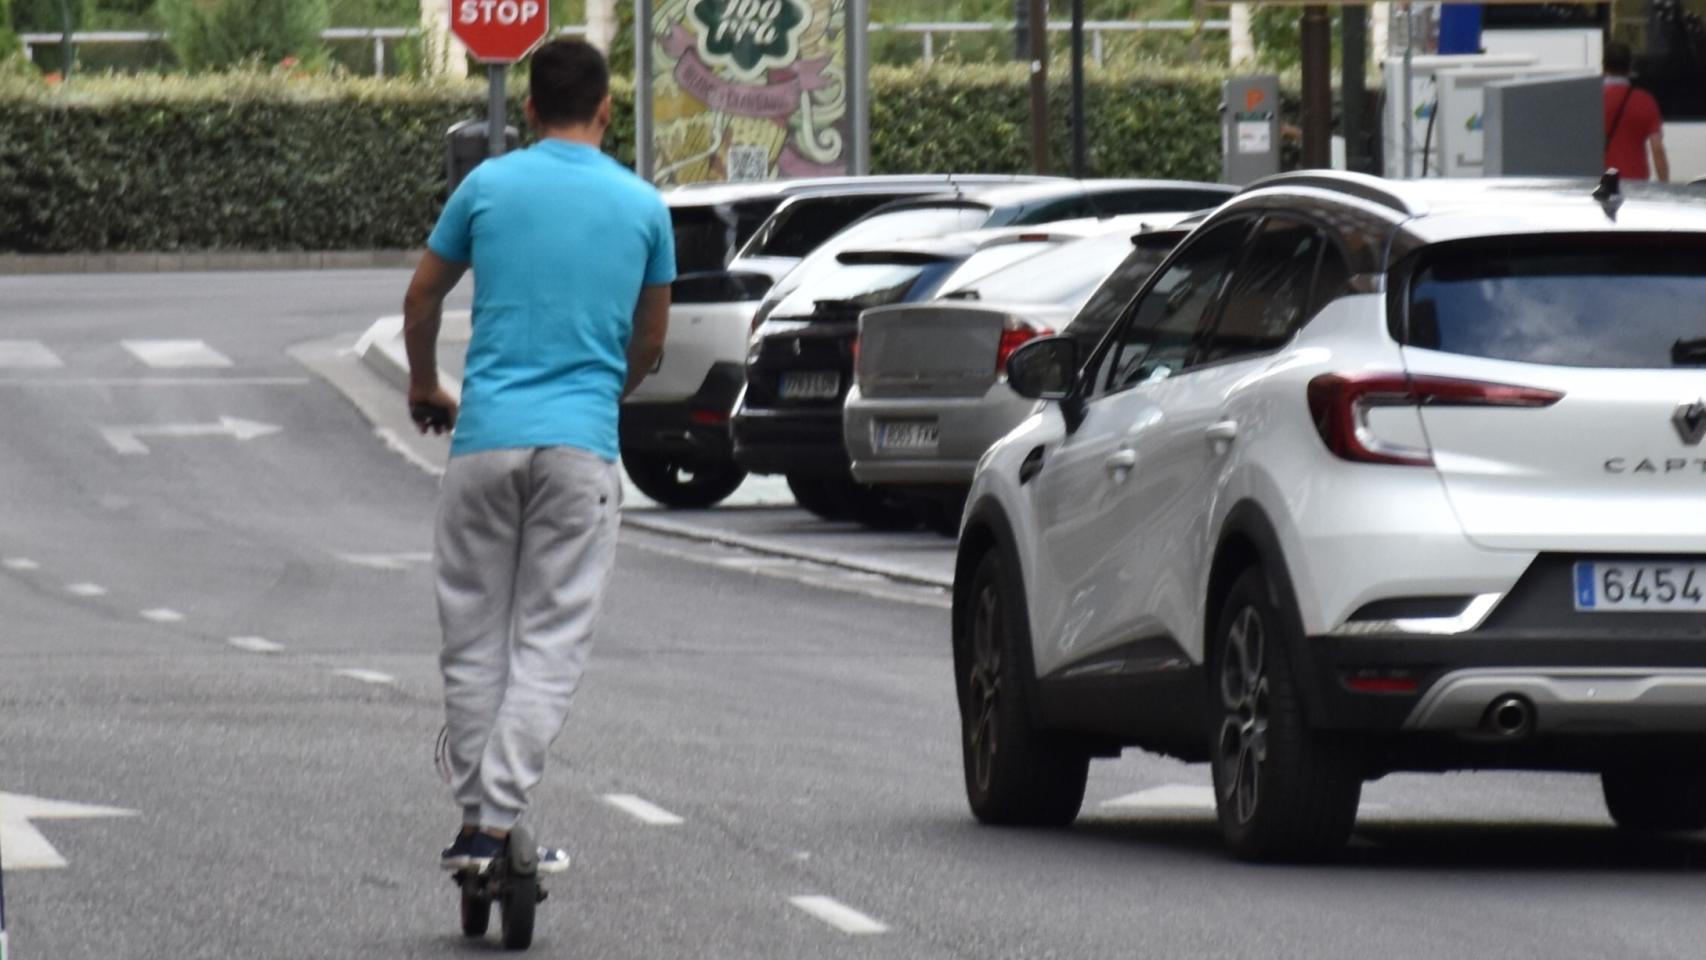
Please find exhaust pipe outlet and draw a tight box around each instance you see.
[1483,694,1535,739]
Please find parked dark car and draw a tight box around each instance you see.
[622,174,1054,508]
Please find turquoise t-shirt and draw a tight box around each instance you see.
[427,140,676,461]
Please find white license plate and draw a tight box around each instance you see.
[877,420,939,451]
[1574,562,1706,612]
[779,371,840,400]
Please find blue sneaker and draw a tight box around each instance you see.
[462,831,506,871]
[440,829,477,871]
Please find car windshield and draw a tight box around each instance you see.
[1407,236,1706,369]
[762,205,992,311]
[943,231,1140,309]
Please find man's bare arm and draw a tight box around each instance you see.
[1651,134,1671,183]
[402,250,469,432]
[623,284,671,400]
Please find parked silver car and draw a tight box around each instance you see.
[845,218,1196,533]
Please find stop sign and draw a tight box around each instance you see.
[451,0,550,63]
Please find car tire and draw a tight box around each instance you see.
[958,548,1089,827]
[844,482,919,531]
[787,474,853,521]
[622,452,746,509]
[1210,565,1362,862]
[1602,766,1706,832]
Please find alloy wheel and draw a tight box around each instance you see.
[968,581,1003,793]
[1217,605,1270,825]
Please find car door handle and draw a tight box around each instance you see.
[1104,448,1138,476]
[1205,420,1239,445]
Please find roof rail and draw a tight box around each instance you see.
[1239,171,1425,217]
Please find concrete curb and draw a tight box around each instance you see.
[348,314,953,592]
[0,249,425,276]
[355,312,469,396]
[621,513,954,590]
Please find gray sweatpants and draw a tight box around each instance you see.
[435,446,620,831]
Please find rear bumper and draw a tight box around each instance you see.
[730,406,847,476]
[845,387,1034,487]
[1301,632,1706,735]
[619,362,743,463]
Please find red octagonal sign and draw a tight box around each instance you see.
[451,0,550,63]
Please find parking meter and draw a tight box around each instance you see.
[1222,75,1282,185]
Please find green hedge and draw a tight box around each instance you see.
[0,64,1263,253]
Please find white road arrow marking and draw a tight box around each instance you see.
[122,339,232,369]
[335,552,434,572]
[99,416,281,455]
[0,791,137,870]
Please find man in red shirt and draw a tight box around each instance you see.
[1603,41,1669,182]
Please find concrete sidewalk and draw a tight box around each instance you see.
[347,314,956,590]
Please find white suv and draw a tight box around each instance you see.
[953,172,1706,861]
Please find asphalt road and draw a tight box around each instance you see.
[4,271,1706,960]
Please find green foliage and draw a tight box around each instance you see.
[868,62,1230,180]
[155,0,331,71]
[0,64,1254,253]
[608,0,634,76]
[11,0,92,31]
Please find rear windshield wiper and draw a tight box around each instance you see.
[1673,336,1706,366]
[940,289,980,301]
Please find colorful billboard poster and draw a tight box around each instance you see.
[639,0,866,185]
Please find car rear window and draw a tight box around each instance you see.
[742,194,912,259]
[761,204,993,313]
[945,231,1143,309]
[772,260,958,319]
[1405,236,1706,369]
[670,199,781,274]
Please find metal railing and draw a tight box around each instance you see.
[20,20,1226,75]
[19,25,587,76]
[873,20,1232,67]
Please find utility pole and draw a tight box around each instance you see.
[1027,0,1051,175]
[1299,5,1332,168]
[1070,0,1086,176]
[1342,5,1370,173]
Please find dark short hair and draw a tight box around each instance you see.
[1604,40,1633,75]
[529,39,610,126]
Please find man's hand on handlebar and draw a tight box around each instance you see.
[407,384,459,435]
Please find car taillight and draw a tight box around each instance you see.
[1306,373,1563,467]
[996,320,1053,375]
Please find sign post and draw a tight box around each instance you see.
[449,0,552,160]
[636,0,870,185]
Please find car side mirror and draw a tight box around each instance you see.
[1006,336,1079,401]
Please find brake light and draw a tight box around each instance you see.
[1306,373,1563,467]
[996,319,1053,374]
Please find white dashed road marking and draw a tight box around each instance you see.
[332,668,395,685]
[789,896,889,935]
[65,583,107,597]
[601,794,685,826]
[2,557,40,571]
[0,341,64,369]
[228,636,284,654]
[140,608,185,623]
[122,339,233,369]
[1101,784,1216,810]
